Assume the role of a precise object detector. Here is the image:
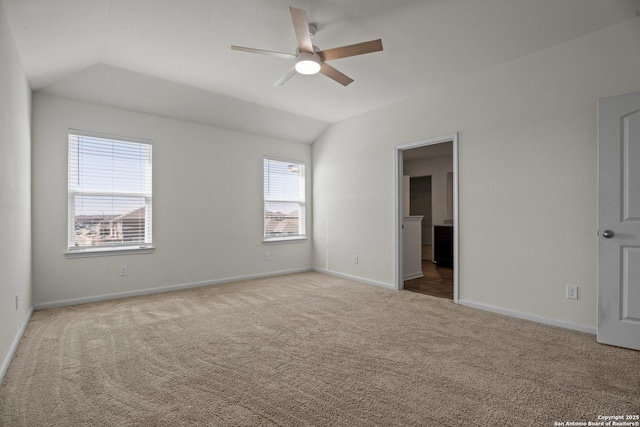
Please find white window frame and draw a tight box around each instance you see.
[66,129,154,257]
[263,156,306,243]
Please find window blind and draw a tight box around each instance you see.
[68,131,152,251]
[263,158,305,240]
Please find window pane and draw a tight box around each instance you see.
[264,160,304,201]
[264,201,303,238]
[72,196,147,247]
[69,136,151,194]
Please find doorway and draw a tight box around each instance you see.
[395,133,459,302]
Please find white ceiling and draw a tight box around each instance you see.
[3,0,639,143]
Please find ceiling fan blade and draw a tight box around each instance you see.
[231,45,296,60]
[318,39,383,62]
[273,66,297,86]
[320,63,354,86]
[289,7,314,53]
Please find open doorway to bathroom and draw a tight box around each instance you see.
[404,174,454,299]
[396,134,458,301]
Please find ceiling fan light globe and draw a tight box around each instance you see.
[295,60,321,75]
[295,52,321,75]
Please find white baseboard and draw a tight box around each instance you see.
[403,272,423,281]
[1,306,34,385]
[313,268,396,290]
[34,268,312,310]
[458,299,597,335]
[311,271,595,335]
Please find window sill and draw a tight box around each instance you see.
[65,246,155,258]
[263,237,307,245]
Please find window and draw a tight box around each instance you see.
[67,130,153,254]
[263,157,306,241]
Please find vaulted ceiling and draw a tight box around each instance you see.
[3,0,639,142]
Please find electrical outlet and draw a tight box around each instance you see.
[15,294,18,311]
[353,255,359,264]
[119,265,128,276]
[264,252,270,262]
[566,285,578,300]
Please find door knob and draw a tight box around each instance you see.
[602,230,614,239]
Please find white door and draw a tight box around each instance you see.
[598,91,640,350]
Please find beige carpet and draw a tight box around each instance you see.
[1,272,638,426]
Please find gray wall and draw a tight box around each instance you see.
[409,176,432,249]
[0,1,32,380]
[312,17,640,329]
[31,93,312,306]
[406,155,453,227]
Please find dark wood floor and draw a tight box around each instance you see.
[404,252,454,299]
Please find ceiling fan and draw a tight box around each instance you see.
[231,6,383,86]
